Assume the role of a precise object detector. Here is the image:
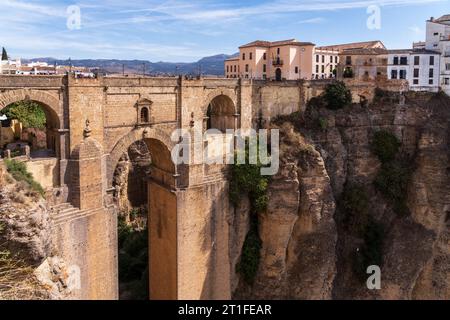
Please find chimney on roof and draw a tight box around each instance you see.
[430,16,434,21]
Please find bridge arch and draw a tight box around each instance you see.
[107,127,177,188]
[0,89,62,160]
[108,127,179,300]
[0,89,62,128]
[204,91,238,133]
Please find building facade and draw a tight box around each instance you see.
[388,49,440,92]
[225,39,386,81]
[337,48,388,81]
[425,15,450,94]
[225,39,315,80]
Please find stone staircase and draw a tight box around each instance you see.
[50,203,97,226]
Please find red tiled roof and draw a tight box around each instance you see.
[239,39,315,48]
[340,48,388,55]
[317,40,386,51]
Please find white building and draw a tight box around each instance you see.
[388,49,440,92]
[425,15,450,94]
[313,48,339,79]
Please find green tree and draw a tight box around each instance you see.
[1,101,46,129]
[1,47,8,61]
[323,81,352,110]
[371,131,400,163]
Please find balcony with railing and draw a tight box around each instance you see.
[272,57,283,66]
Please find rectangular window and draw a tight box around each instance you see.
[335,56,338,63]
[400,70,407,79]
[414,56,420,65]
[330,65,333,73]
[346,56,352,65]
[446,63,450,71]
[226,66,229,72]
[330,56,333,63]
[242,53,245,60]
[391,69,398,79]
[234,65,236,72]
[429,68,434,78]
[400,57,408,65]
[321,65,325,73]
[322,55,325,63]
[414,68,419,78]
[445,78,450,85]
[263,53,266,60]
[316,65,319,73]
[413,79,419,85]
[249,52,253,60]
[245,64,249,72]
[429,79,433,85]
[393,56,399,65]
[316,55,319,63]
[263,64,266,72]
[277,48,280,55]
[430,56,434,65]
[295,66,299,74]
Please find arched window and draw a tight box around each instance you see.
[140,107,149,123]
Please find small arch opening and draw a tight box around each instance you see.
[140,107,149,123]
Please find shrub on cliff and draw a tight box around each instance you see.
[374,160,412,216]
[371,131,400,163]
[229,138,269,285]
[5,159,45,197]
[229,140,270,213]
[323,81,352,110]
[236,225,261,285]
[339,184,370,237]
[353,218,385,281]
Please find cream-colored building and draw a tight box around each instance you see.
[337,48,389,81]
[225,39,315,80]
[225,39,386,81]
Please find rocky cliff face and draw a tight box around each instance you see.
[0,163,72,300]
[232,91,450,300]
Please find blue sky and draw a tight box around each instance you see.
[0,0,449,62]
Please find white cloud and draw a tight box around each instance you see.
[296,17,326,24]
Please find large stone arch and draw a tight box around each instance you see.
[107,127,177,187]
[203,88,237,115]
[203,90,238,133]
[0,89,62,128]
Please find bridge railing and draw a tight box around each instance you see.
[0,75,65,88]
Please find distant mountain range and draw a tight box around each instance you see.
[22,53,238,76]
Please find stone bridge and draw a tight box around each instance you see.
[0,74,335,300]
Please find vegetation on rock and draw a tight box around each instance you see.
[339,183,370,237]
[374,160,412,217]
[230,138,269,285]
[323,81,352,110]
[5,159,45,197]
[353,218,385,281]
[371,130,401,163]
[370,131,411,216]
[117,216,149,300]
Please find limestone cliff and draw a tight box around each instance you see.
[232,91,450,300]
[0,162,72,300]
